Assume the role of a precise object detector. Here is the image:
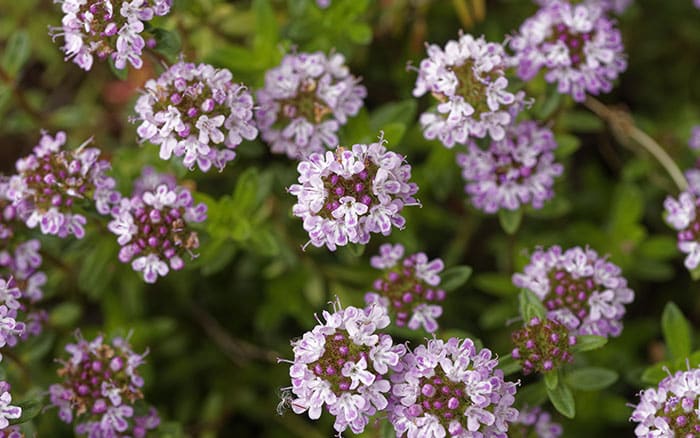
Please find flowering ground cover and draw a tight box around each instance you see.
[1,0,700,436]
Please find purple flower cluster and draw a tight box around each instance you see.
[511,406,563,438]
[288,138,419,250]
[690,126,700,150]
[4,132,117,239]
[630,367,700,437]
[108,170,206,283]
[51,0,172,71]
[0,382,21,430]
[456,121,563,213]
[534,0,633,15]
[364,243,446,332]
[513,245,634,337]
[511,317,576,375]
[0,425,23,438]
[256,52,366,159]
[0,243,47,341]
[510,1,627,102]
[282,303,405,434]
[134,61,258,172]
[413,33,524,146]
[389,337,519,437]
[663,192,700,270]
[49,333,159,437]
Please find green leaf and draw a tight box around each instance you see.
[49,302,82,328]
[518,289,546,321]
[440,265,473,291]
[571,335,608,352]
[546,382,576,419]
[662,301,692,360]
[473,273,518,297]
[1,30,30,76]
[346,243,365,257]
[199,239,237,276]
[516,381,548,407]
[498,209,522,235]
[9,399,42,425]
[566,367,619,391]
[553,133,581,159]
[559,110,604,132]
[232,168,260,216]
[151,28,181,59]
[640,361,669,385]
[544,370,559,390]
[347,23,372,44]
[253,0,278,52]
[380,122,407,144]
[498,354,521,376]
[370,100,417,133]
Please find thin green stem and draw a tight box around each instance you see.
[583,96,687,192]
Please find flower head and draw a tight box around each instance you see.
[630,367,700,437]
[50,0,172,71]
[282,302,405,434]
[511,317,576,375]
[413,32,526,147]
[456,121,563,213]
[49,332,159,437]
[511,406,563,438]
[663,191,700,271]
[134,61,258,172]
[256,51,366,159]
[512,245,634,337]
[108,173,206,283]
[509,1,627,102]
[5,131,118,239]
[389,337,519,437]
[0,382,21,430]
[288,137,419,250]
[534,0,633,15]
[689,126,700,150]
[364,243,446,332]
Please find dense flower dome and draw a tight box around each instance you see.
[456,121,563,213]
[389,337,519,437]
[510,1,627,102]
[513,245,634,337]
[413,32,526,147]
[256,51,366,159]
[288,137,419,250]
[134,61,258,172]
[50,0,172,71]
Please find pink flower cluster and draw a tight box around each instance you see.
[256,52,366,159]
[413,33,525,147]
[365,243,446,332]
[288,137,419,250]
[49,333,160,437]
[134,61,258,172]
[108,168,207,283]
[4,132,117,239]
[51,0,172,71]
[513,245,634,338]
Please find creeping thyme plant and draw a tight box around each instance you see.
[1,0,700,436]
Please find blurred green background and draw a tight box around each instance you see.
[2,0,700,436]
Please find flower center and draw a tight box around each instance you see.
[279,78,332,124]
[24,153,95,212]
[677,219,700,244]
[373,256,445,327]
[75,1,126,58]
[549,23,593,68]
[132,203,199,259]
[511,318,574,375]
[449,60,491,117]
[319,155,379,220]
[308,332,369,395]
[656,396,700,436]
[408,368,470,433]
[544,270,597,320]
[151,78,229,138]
